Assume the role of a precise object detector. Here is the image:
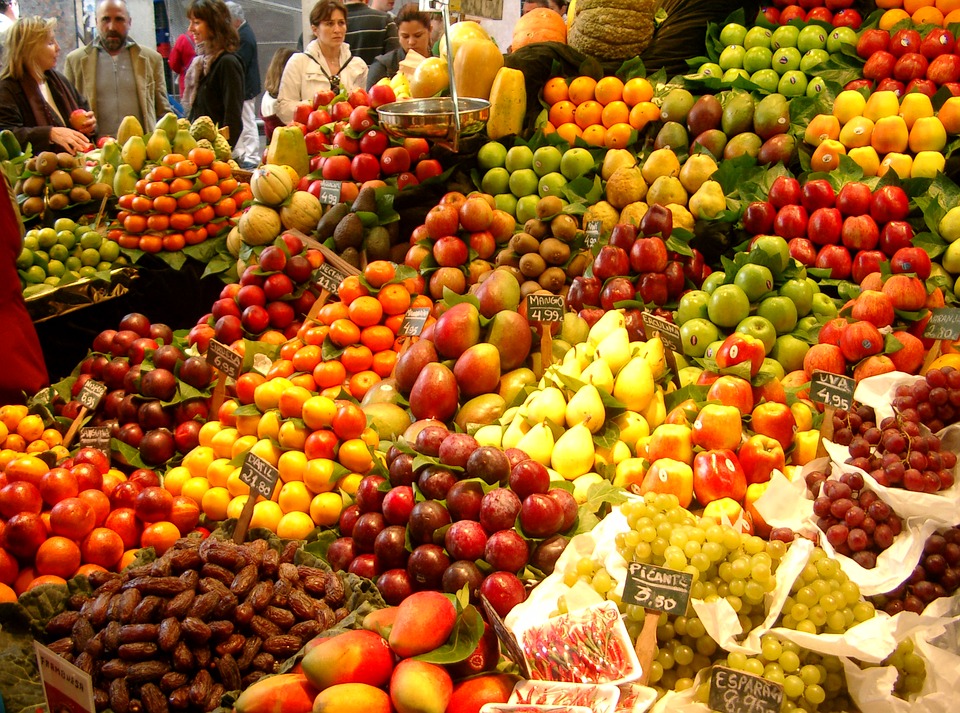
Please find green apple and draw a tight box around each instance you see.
[734,263,774,302]
[757,295,799,334]
[698,62,724,78]
[743,46,774,74]
[680,318,720,358]
[778,71,808,97]
[771,25,800,50]
[701,271,727,294]
[509,168,539,197]
[760,357,785,381]
[772,334,810,374]
[772,47,802,75]
[736,315,777,354]
[478,141,507,170]
[709,284,751,328]
[800,49,830,74]
[505,145,534,172]
[538,171,568,198]
[494,193,518,215]
[722,68,751,83]
[779,278,815,316]
[703,339,725,361]
[744,26,773,50]
[720,22,748,47]
[719,45,746,71]
[532,145,563,177]
[751,69,781,93]
[516,195,540,224]
[751,235,790,274]
[811,292,839,319]
[806,76,827,98]
[677,290,711,325]
[560,148,594,181]
[481,167,510,195]
[796,315,820,333]
[805,276,820,294]
[938,205,960,243]
[797,25,827,53]
[826,27,858,54]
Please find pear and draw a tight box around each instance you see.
[678,153,718,194]
[689,180,726,220]
[552,355,582,381]
[641,389,666,430]
[572,472,605,503]
[560,312,590,345]
[113,164,138,196]
[636,337,667,380]
[581,359,615,394]
[594,327,631,376]
[641,147,681,184]
[501,414,530,449]
[613,356,654,412]
[120,135,146,172]
[96,164,115,190]
[517,422,555,466]
[594,440,631,469]
[551,422,595,480]
[613,411,650,451]
[938,206,960,243]
[601,148,637,180]
[526,386,567,426]
[99,138,121,167]
[474,424,503,448]
[565,384,606,433]
[587,310,626,347]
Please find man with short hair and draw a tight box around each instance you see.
[64,0,170,138]
[225,1,261,168]
[0,0,18,47]
[345,0,399,67]
[369,0,394,16]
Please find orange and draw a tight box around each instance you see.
[595,76,624,106]
[278,385,313,420]
[875,0,903,6]
[360,325,396,352]
[623,77,654,107]
[879,8,911,28]
[341,345,373,373]
[629,101,661,131]
[198,168,219,186]
[175,159,199,177]
[26,575,67,591]
[363,260,396,288]
[0,582,15,602]
[568,75,597,105]
[292,344,322,373]
[331,401,366,440]
[289,373,317,391]
[266,358,295,380]
[574,100,603,129]
[118,549,139,570]
[548,100,576,127]
[302,325,329,346]
[347,370,380,400]
[35,536,81,579]
[605,122,635,149]
[377,283,412,315]
[913,5,944,21]
[542,76,569,105]
[329,318,361,347]
[177,192,201,210]
[338,438,374,473]
[123,214,147,234]
[280,339,303,362]
[212,160,233,178]
[140,521,181,556]
[905,0,933,10]
[581,124,607,147]
[318,301,350,326]
[199,184,222,204]
[601,101,630,128]
[347,295,383,327]
[188,147,216,166]
[0,547,18,585]
[371,350,397,377]
[555,122,583,145]
[193,205,215,225]
[80,527,124,569]
[313,360,348,389]
[337,275,369,305]
[542,121,556,135]
[942,0,960,16]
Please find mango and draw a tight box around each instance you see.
[301,629,394,691]
[432,302,481,359]
[235,674,318,713]
[753,93,789,141]
[862,90,899,122]
[486,310,533,371]
[838,116,873,149]
[446,674,518,713]
[389,659,453,713]
[313,683,391,713]
[394,339,439,394]
[847,146,880,177]
[455,393,506,432]
[877,152,912,179]
[810,139,845,172]
[388,590,456,658]
[475,269,521,318]
[758,134,796,166]
[832,90,866,124]
[686,94,722,136]
[720,90,755,136]
[908,116,947,153]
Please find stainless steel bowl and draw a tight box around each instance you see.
[376,97,490,140]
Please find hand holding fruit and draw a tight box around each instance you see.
[49,126,93,155]
[69,109,97,136]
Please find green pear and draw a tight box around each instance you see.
[938,206,960,243]
[525,386,567,426]
[560,312,590,345]
[613,355,655,412]
[156,112,179,142]
[113,164,139,196]
[594,327,631,376]
[99,138,121,167]
[678,153,718,194]
[587,310,626,346]
[517,422,555,466]
[581,359,615,394]
[145,128,171,162]
[565,383,606,433]
[173,128,198,155]
[551,422,595,480]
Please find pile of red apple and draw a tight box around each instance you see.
[188,232,324,351]
[760,0,862,29]
[327,425,575,616]
[852,26,960,96]
[287,87,443,195]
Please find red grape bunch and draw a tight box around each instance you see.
[869,526,960,615]
[891,366,960,433]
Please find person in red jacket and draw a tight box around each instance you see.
[0,177,48,404]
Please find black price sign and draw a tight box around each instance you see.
[709,666,783,713]
[77,380,107,411]
[526,293,564,322]
[585,219,602,248]
[621,562,693,615]
[319,180,342,206]
[923,308,960,341]
[239,452,280,500]
[480,594,530,679]
[810,370,855,411]
[80,426,111,455]
[399,307,430,337]
[206,340,243,380]
[316,262,346,293]
[641,312,683,353]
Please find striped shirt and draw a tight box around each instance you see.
[345,2,400,66]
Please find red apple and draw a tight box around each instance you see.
[920,28,955,60]
[769,175,801,209]
[863,51,897,82]
[808,207,842,246]
[815,244,852,279]
[857,28,890,59]
[890,29,922,58]
[738,435,786,485]
[750,402,797,451]
[692,403,743,451]
[692,450,747,506]
[800,179,835,212]
[890,247,932,279]
[852,250,887,284]
[851,290,895,328]
[705,375,754,415]
[840,214,879,251]
[715,333,765,377]
[788,237,818,266]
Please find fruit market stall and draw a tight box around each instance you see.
[3,1,960,713]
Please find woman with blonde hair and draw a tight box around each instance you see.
[0,16,95,154]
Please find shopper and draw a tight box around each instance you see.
[275,0,367,124]
[0,176,48,404]
[344,0,398,66]
[225,1,260,167]
[369,0,394,16]
[521,0,549,14]
[366,4,430,89]
[184,0,243,149]
[0,17,96,154]
[168,31,195,99]
[64,0,171,137]
[260,46,293,142]
[0,0,19,48]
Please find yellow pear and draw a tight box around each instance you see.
[641,147,681,183]
[688,180,726,220]
[551,422,595,479]
[636,337,667,380]
[587,310,625,346]
[678,153,718,194]
[640,389,666,430]
[667,204,695,231]
[594,327,631,375]
[581,359,615,394]
[474,424,503,448]
[613,411,650,451]
[572,472,605,503]
[594,440,631,469]
[526,387,567,426]
[613,355,654,412]
[517,422,555,466]
[554,355,582,381]
[601,148,637,180]
[646,176,688,208]
[501,414,530,449]
[565,383,606,432]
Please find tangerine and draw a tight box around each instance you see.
[595,76,624,105]
[568,75,597,104]
[542,76,569,105]
[140,521,181,556]
[363,260,396,287]
[35,536,81,579]
[80,527,124,569]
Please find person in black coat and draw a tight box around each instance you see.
[225,1,260,166]
[185,0,243,149]
[365,5,431,89]
[0,16,96,154]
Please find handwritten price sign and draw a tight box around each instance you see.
[239,452,279,500]
[526,293,564,323]
[641,312,683,353]
[923,308,960,342]
[206,340,243,380]
[621,562,693,615]
[318,180,342,206]
[77,380,107,411]
[316,262,347,293]
[399,307,431,337]
[709,666,783,713]
[810,371,855,411]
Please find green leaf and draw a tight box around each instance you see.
[112,437,148,469]
[593,420,620,450]
[322,335,345,361]
[242,339,282,373]
[183,234,227,262]
[157,250,187,271]
[412,601,484,664]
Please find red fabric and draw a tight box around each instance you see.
[0,183,48,404]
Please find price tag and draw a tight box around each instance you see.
[480,594,531,679]
[585,219,602,248]
[205,340,243,380]
[526,293,565,323]
[923,307,960,341]
[80,426,111,456]
[810,371,855,411]
[621,562,693,615]
[316,262,346,293]
[399,306,431,337]
[77,380,107,411]
[641,312,684,353]
[709,666,783,713]
[34,641,96,713]
[319,179,342,206]
[239,452,280,500]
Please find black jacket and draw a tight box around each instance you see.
[189,51,244,148]
[366,46,405,90]
[237,22,261,100]
[0,69,92,152]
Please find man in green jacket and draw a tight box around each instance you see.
[64,0,171,137]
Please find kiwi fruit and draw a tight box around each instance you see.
[25,157,37,173]
[71,167,94,185]
[88,182,112,200]
[49,170,74,192]
[36,151,59,175]
[566,251,591,278]
[498,265,524,285]
[519,280,541,298]
[538,266,566,293]
[524,218,549,240]
[69,186,91,204]
[21,196,44,215]
[22,176,45,197]
[536,195,563,220]
[550,214,579,243]
[519,252,546,278]
[495,250,520,269]
[57,152,77,169]
[509,232,539,255]
[46,192,69,210]
[539,237,570,266]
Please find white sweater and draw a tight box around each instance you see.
[275,41,368,124]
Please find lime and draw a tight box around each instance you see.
[16,247,33,270]
[43,275,60,286]
[494,193,518,216]
[49,243,69,262]
[46,259,65,277]
[508,168,539,197]
[37,227,57,249]
[53,217,77,232]
[23,233,39,251]
[515,195,540,224]
[532,145,563,177]
[477,141,508,171]
[65,256,82,271]
[78,265,96,278]
[23,265,46,283]
[114,255,128,266]
[480,167,510,195]
[537,171,568,198]
[80,231,102,249]
[96,261,112,272]
[32,250,48,270]
[80,247,101,266]
[99,240,120,261]
[57,230,76,249]
[504,145,534,173]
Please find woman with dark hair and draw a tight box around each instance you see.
[0,16,96,154]
[184,0,243,148]
[261,47,294,141]
[276,0,367,124]
[365,4,431,89]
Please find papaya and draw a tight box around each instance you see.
[266,126,309,180]
[486,67,526,140]
[234,674,317,713]
[0,129,21,158]
[454,40,503,100]
[99,138,121,168]
[116,115,144,147]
